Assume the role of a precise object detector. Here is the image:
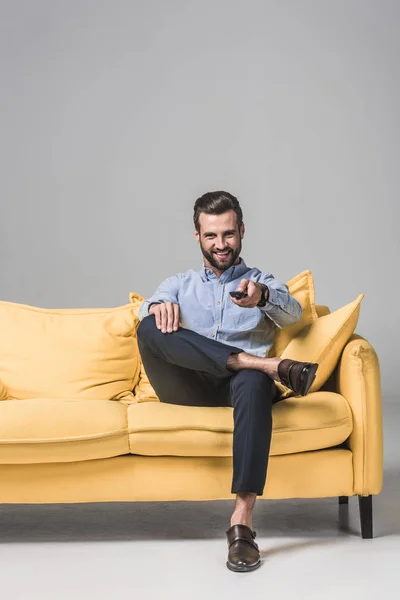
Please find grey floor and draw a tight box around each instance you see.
[0,400,398,600]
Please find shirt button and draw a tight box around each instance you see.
[217,301,220,305]
[220,282,223,285]
[211,333,215,337]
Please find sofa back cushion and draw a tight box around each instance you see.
[0,378,9,401]
[128,292,159,403]
[268,270,318,358]
[0,301,141,401]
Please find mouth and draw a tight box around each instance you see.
[214,251,231,260]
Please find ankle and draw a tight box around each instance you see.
[230,513,253,530]
[263,357,282,382]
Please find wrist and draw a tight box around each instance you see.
[148,302,161,315]
[256,284,269,307]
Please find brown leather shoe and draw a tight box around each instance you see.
[226,524,261,572]
[277,359,318,396]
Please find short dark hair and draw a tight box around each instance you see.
[193,191,243,233]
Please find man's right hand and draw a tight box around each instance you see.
[148,302,182,333]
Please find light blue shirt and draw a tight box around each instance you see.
[138,257,302,357]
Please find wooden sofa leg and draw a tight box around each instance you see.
[338,496,348,504]
[358,495,373,539]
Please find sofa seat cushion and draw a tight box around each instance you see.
[0,399,129,464]
[127,391,352,457]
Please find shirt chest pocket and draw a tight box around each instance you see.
[180,301,215,330]
[225,303,261,332]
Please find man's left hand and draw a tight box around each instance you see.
[231,279,264,308]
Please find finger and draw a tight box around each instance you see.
[235,291,252,307]
[235,297,246,307]
[155,307,161,329]
[237,278,249,293]
[166,302,174,332]
[173,304,180,331]
[160,305,167,332]
[246,280,257,300]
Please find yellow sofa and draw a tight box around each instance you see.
[0,301,383,539]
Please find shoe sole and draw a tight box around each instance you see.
[226,559,261,572]
[300,363,318,395]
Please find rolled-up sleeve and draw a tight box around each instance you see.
[258,273,302,329]
[138,274,181,321]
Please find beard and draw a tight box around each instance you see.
[200,240,242,271]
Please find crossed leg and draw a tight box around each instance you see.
[136,315,277,530]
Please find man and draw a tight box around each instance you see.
[136,191,318,573]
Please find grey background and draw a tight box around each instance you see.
[0,0,398,399]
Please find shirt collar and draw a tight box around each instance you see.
[199,256,248,283]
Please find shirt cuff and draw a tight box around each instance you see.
[138,300,162,321]
[257,286,284,328]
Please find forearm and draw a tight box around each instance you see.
[259,284,302,328]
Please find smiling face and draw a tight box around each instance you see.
[195,209,245,276]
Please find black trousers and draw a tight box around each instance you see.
[136,314,277,496]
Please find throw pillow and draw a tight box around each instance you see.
[129,291,161,402]
[268,270,318,358]
[275,293,364,398]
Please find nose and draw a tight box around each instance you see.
[214,237,229,250]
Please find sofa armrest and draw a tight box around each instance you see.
[336,334,383,496]
[315,304,330,318]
